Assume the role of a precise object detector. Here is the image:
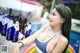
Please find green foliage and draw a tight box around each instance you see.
[65,4,80,19]
[41,8,48,17]
[37,0,80,19]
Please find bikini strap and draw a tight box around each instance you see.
[47,31,62,42]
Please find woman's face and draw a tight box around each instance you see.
[48,8,64,27]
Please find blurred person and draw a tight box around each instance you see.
[11,4,72,53]
[41,11,49,25]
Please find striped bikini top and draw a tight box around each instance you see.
[35,30,62,53]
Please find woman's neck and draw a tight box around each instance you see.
[51,25,62,33]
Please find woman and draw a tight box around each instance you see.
[11,4,72,53]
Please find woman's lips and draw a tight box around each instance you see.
[49,19,53,22]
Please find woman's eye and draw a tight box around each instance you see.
[52,12,55,15]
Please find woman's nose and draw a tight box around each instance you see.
[47,14,52,19]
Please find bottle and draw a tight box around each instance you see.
[6,16,15,40]
[19,18,25,35]
[25,22,31,38]
[19,17,24,40]
[12,16,19,42]
[0,13,5,34]
[1,16,8,36]
[0,13,3,33]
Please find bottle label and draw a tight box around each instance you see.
[18,32,24,40]
[0,15,3,22]
[3,17,8,25]
[0,15,3,32]
[25,23,31,33]
[7,19,13,29]
[14,21,19,31]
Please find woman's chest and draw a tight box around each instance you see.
[37,30,54,41]
[37,30,59,53]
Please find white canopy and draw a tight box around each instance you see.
[0,0,43,12]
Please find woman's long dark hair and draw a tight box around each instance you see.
[55,4,72,53]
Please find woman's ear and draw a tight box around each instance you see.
[61,18,65,23]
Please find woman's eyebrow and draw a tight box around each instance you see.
[52,11,56,15]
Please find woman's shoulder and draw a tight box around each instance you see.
[59,34,68,43]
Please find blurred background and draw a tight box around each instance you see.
[0,0,80,53]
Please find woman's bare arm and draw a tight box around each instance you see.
[52,37,68,53]
[21,23,50,46]
[11,23,50,53]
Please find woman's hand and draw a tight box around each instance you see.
[11,43,23,53]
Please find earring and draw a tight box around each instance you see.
[50,25,54,29]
